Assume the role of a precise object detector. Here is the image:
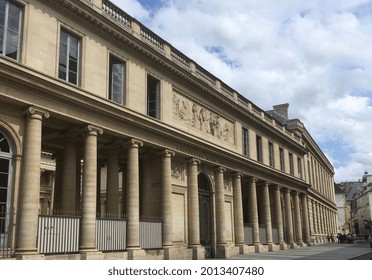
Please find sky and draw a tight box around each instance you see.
[110,0,372,183]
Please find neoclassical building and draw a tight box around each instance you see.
[0,0,337,260]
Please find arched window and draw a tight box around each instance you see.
[0,129,13,234]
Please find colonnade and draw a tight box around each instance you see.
[14,106,338,259]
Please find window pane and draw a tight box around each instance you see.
[0,11,5,26]
[58,66,66,80]
[5,43,16,58]
[68,71,77,85]
[110,59,124,104]
[0,188,7,204]
[60,30,68,44]
[8,3,20,20]
[0,1,6,13]
[69,58,77,73]
[59,29,80,85]
[8,14,20,32]
[0,158,9,173]
[0,133,10,152]
[0,173,9,189]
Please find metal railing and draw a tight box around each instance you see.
[0,207,13,258]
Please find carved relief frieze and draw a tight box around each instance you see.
[224,175,232,192]
[171,162,184,181]
[173,91,234,144]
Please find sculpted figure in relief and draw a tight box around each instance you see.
[173,92,234,144]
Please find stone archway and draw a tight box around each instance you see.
[198,173,213,258]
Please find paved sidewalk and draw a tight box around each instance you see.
[230,242,372,260]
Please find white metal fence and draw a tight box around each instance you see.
[140,219,162,249]
[37,215,80,254]
[37,215,162,254]
[96,218,127,251]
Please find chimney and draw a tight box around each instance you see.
[273,103,289,120]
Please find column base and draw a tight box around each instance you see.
[236,244,251,254]
[15,253,45,260]
[296,240,305,247]
[289,242,298,249]
[164,245,193,260]
[80,250,103,260]
[215,244,230,259]
[279,243,288,250]
[254,243,266,253]
[127,248,148,260]
[267,243,280,252]
[189,245,205,260]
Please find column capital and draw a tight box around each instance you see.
[187,158,201,165]
[160,149,175,158]
[262,181,270,187]
[214,166,226,174]
[23,106,50,119]
[284,187,292,194]
[249,176,258,184]
[233,172,242,179]
[125,138,143,148]
[84,124,103,136]
[300,192,308,198]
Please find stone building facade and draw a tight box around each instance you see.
[0,0,337,260]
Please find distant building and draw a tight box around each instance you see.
[334,183,350,233]
[340,172,372,237]
[1,0,336,260]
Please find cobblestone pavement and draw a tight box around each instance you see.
[230,242,372,260]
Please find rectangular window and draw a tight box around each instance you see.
[109,55,125,105]
[242,128,249,156]
[298,158,303,179]
[147,74,160,119]
[289,153,294,175]
[279,148,285,172]
[256,135,262,162]
[59,28,80,85]
[0,0,22,60]
[268,142,274,167]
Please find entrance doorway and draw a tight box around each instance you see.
[198,173,213,258]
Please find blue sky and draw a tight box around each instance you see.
[111,0,372,182]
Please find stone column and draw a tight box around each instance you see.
[233,173,244,248]
[274,185,285,249]
[120,167,127,218]
[262,181,274,249]
[188,158,201,246]
[248,177,261,251]
[61,132,77,214]
[161,149,175,248]
[106,145,120,217]
[301,193,311,245]
[215,167,227,257]
[80,125,103,257]
[188,158,203,259]
[126,139,143,251]
[293,191,303,246]
[16,106,49,258]
[52,153,63,213]
[284,188,295,248]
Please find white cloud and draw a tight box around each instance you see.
[112,0,372,182]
